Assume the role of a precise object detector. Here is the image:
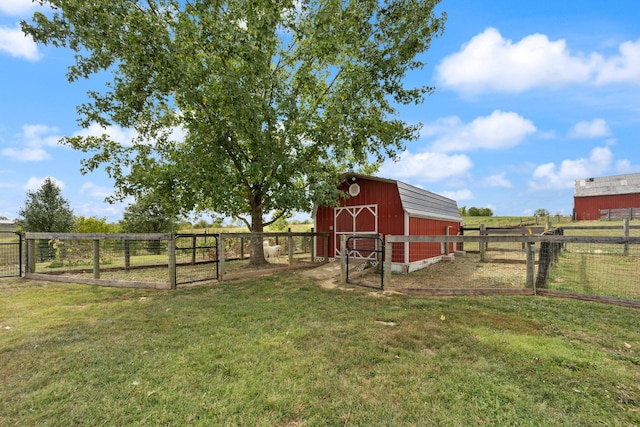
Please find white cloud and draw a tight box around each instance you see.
[1,124,62,161]
[595,39,640,85]
[74,123,185,146]
[74,201,126,221]
[2,146,49,161]
[380,150,473,182]
[528,146,613,190]
[424,110,536,152]
[0,25,42,61]
[483,173,513,188]
[0,0,37,16]
[568,119,611,139]
[615,159,632,173]
[25,176,65,191]
[74,124,138,147]
[436,28,640,94]
[80,182,114,199]
[439,188,474,201]
[436,27,595,94]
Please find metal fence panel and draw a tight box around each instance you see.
[0,231,21,277]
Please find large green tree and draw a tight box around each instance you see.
[22,0,446,265]
[17,178,75,232]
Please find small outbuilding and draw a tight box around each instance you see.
[314,173,462,272]
[574,173,640,220]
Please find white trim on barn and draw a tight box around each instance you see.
[334,204,378,258]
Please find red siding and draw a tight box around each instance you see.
[315,177,460,264]
[574,194,640,220]
[316,179,404,258]
[408,218,460,262]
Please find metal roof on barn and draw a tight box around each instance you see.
[342,173,461,222]
[574,173,640,198]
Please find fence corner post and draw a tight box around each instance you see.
[166,234,176,289]
[340,235,347,285]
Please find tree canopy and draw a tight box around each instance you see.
[534,208,550,217]
[119,194,180,234]
[22,0,446,264]
[17,178,75,232]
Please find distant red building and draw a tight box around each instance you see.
[314,173,462,272]
[574,174,640,220]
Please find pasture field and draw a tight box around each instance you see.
[1,274,639,426]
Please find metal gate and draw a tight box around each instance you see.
[346,235,384,290]
[174,233,219,285]
[0,231,22,278]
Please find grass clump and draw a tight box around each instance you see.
[1,274,639,426]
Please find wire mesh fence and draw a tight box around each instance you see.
[0,231,21,277]
[175,233,219,285]
[22,232,329,288]
[25,233,173,289]
[383,233,530,294]
[383,232,640,304]
[542,239,640,301]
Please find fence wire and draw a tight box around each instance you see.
[30,237,171,286]
[175,234,218,284]
[0,232,21,277]
[544,241,640,300]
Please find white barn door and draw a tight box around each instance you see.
[334,204,378,258]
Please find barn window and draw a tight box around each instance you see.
[349,183,360,197]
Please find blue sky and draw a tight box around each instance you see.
[1,0,639,222]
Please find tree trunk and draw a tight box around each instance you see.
[249,202,268,267]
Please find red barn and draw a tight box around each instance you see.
[574,173,640,220]
[314,173,462,272]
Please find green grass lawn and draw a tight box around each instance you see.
[1,274,639,426]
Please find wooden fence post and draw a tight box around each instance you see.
[479,224,487,262]
[526,242,535,290]
[167,235,176,289]
[384,238,392,290]
[93,239,100,279]
[444,226,450,255]
[27,239,36,273]
[340,235,347,285]
[124,240,130,270]
[536,241,550,289]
